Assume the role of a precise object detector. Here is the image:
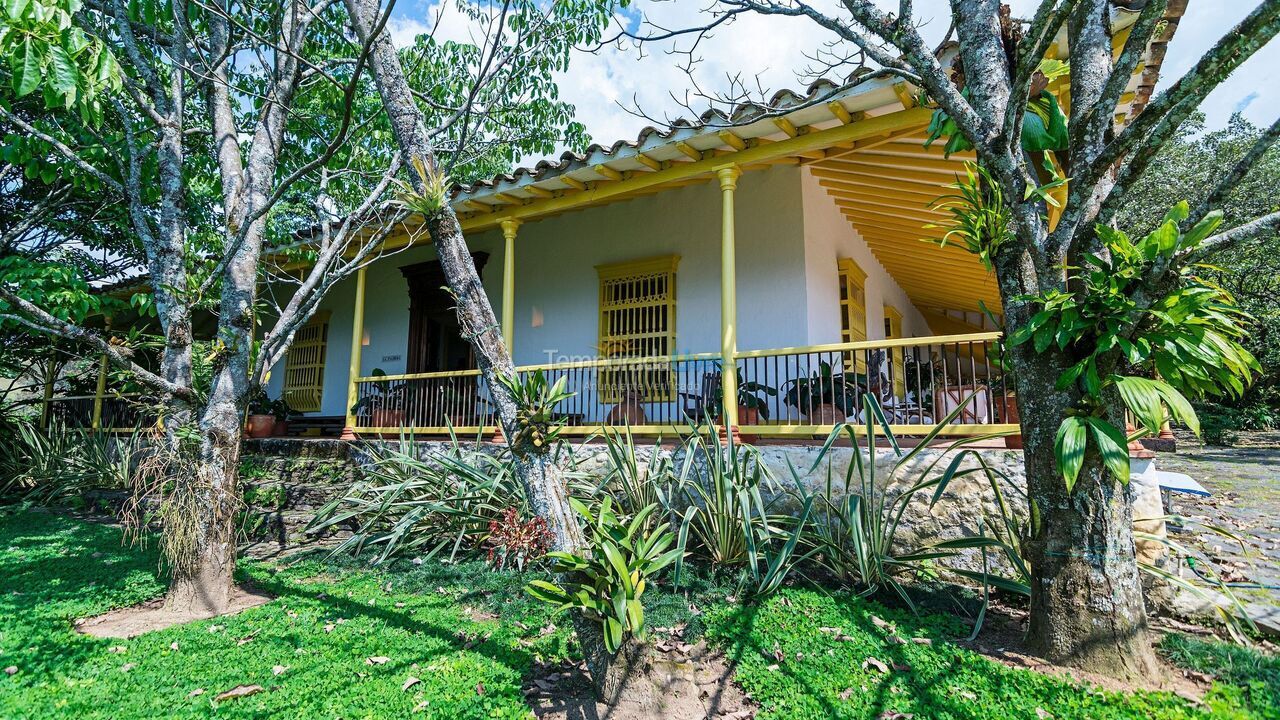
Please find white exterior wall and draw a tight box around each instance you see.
[798,167,930,343]
[268,165,810,416]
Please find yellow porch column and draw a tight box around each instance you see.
[342,265,368,438]
[500,219,520,353]
[717,165,741,432]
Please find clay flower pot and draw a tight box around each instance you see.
[993,393,1022,449]
[371,408,406,429]
[731,405,763,444]
[245,414,276,438]
[272,420,290,437]
[804,403,846,425]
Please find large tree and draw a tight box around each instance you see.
[614,0,1279,678]
[0,0,597,616]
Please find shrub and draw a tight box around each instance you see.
[525,497,680,652]
[485,507,553,571]
[307,436,522,563]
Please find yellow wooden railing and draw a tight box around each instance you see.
[349,332,1018,438]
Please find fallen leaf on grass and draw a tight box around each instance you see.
[169,642,179,651]
[839,688,855,700]
[475,682,485,696]
[4,666,17,676]
[109,646,127,654]
[911,638,932,646]
[365,656,391,665]
[878,712,913,719]
[272,665,288,676]
[1035,709,1053,719]
[215,684,264,702]
[120,664,135,673]
[862,657,889,674]
[402,676,421,691]
[188,688,204,698]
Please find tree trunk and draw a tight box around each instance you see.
[340,0,623,693]
[1010,343,1160,679]
[163,392,242,615]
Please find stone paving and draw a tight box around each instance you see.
[1156,432,1280,631]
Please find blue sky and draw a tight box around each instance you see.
[389,1,1279,155]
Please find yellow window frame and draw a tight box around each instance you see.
[596,255,679,403]
[883,305,906,398]
[838,258,867,374]
[282,310,330,413]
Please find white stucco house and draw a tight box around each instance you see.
[248,23,1166,440]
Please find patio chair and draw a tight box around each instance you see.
[679,371,722,423]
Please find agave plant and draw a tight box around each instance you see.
[306,435,523,564]
[788,392,1018,612]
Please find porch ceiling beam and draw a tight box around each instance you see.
[560,175,587,191]
[773,117,799,138]
[822,155,965,176]
[857,146,977,163]
[595,165,624,181]
[634,153,662,171]
[808,126,925,164]
[841,208,932,230]
[810,164,959,189]
[816,177,946,203]
[458,106,934,232]
[826,190,943,214]
[675,141,704,161]
[875,266,994,288]
[874,258,994,282]
[523,185,554,199]
[828,194,948,218]
[844,219,933,239]
[718,130,748,151]
[860,245,990,271]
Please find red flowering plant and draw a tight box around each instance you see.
[485,508,554,572]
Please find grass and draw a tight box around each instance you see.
[1,510,1275,720]
[702,589,1279,720]
[0,510,575,719]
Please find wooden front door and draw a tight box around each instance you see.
[400,253,488,374]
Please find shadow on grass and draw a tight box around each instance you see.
[0,510,555,719]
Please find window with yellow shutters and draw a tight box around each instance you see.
[837,258,867,374]
[596,256,679,403]
[282,310,330,413]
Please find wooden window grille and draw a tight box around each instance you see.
[596,256,679,403]
[838,258,867,374]
[282,310,330,413]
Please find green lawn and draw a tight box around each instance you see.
[1,510,1275,720]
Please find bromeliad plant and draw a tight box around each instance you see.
[1009,202,1260,490]
[525,497,681,652]
[495,369,573,454]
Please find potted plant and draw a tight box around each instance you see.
[245,386,276,438]
[350,369,406,429]
[270,396,293,436]
[782,362,861,424]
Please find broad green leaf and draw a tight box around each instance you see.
[47,44,79,106]
[5,0,29,20]
[10,37,43,97]
[1083,417,1130,485]
[1055,417,1087,491]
